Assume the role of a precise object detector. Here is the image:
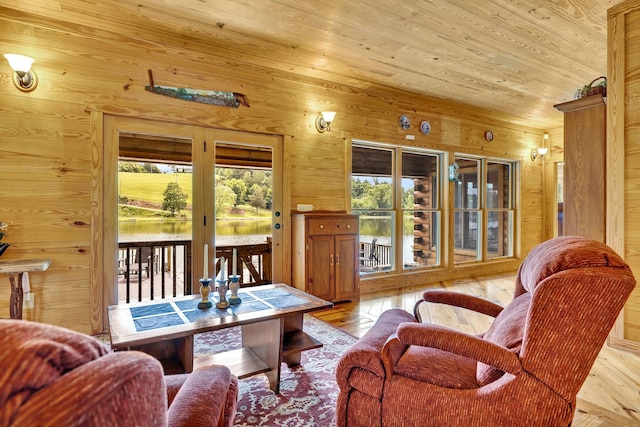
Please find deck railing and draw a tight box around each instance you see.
[118,240,272,304]
[359,241,392,271]
[118,240,192,303]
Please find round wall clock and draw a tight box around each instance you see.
[399,115,411,130]
[420,120,431,135]
[484,130,494,142]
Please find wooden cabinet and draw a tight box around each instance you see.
[554,94,606,242]
[292,213,359,302]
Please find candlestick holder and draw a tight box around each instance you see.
[198,278,213,309]
[216,278,230,309]
[228,275,241,305]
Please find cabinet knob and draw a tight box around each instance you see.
[320,225,324,229]
[347,224,351,229]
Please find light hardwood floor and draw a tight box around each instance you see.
[315,272,640,427]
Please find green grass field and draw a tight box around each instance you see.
[119,172,193,205]
[118,172,271,218]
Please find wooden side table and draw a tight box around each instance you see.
[0,258,51,319]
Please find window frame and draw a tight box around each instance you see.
[352,141,443,275]
[453,155,517,265]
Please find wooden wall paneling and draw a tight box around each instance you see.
[91,111,105,333]
[289,136,348,212]
[621,8,640,344]
[0,10,549,331]
[519,155,545,255]
[543,127,564,241]
[0,93,93,331]
[607,0,640,350]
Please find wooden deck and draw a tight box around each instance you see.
[314,272,640,426]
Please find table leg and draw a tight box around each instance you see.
[242,318,283,393]
[282,313,303,366]
[177,335,194,373]
[9,273,23,320]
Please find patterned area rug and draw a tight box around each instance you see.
[194,314,357,427]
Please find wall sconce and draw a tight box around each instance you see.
[315,111,336,133]
[531,147,549,161]
[531,132,549,161]
[4,53,38,92]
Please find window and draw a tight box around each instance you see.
[453,158,481,262]
[486,161,514,258]
[352,144,441,274]
[454,157,515,263]
[402,151,440,268]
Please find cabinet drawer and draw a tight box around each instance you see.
[308,217,358,235]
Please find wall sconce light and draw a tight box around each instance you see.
[315,111,336,133]
[4,53,38,92]
[531,132,550,161]
[531,147,549,161]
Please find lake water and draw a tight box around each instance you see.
[118,218,272,246]
[119,217,430,266]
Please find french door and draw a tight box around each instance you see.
[97,116,285,330]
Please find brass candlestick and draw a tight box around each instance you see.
[216,278,230,309]
[228,275,241,305]
[198,278,213,309]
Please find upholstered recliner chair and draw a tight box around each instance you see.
[336,236,636,426]
[0,319,238,427]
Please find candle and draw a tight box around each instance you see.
[203,244,208,278]
[232,248,237,276]
[220,256,226,280]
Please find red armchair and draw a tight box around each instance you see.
[336,236,636,426]
[0,319,238,427]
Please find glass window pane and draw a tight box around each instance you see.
[487,211,513,257]
[454,158,479,209]
[403,211,439,268]
[487,162,511,209]
[352,176,393,209]
[357,210,394,273]
[402,151,439,209]
[454,211,481,262]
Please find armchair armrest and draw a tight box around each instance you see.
[167,365,236,427]
[335,308,415,390]
[381,322,521,379]
[414,290,504,321]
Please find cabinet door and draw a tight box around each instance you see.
[307,235,334,301]
[335,234,359,301]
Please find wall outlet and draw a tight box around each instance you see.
[297,204,313,212]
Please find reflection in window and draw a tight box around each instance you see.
[454,158,481,262]
[487,162,513,258]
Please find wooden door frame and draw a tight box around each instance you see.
[92,114,289,333]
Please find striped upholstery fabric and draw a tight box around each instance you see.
[335,236,636,426]
[0,319,238,427]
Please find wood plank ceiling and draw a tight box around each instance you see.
[2,0,625,128]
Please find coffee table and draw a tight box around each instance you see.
[108,283,332,393]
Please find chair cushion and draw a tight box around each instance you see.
[517,236,628,294]
[394,346,478,389]
[476,292,530,386]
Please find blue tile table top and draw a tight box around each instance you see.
[128,286,315,332]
